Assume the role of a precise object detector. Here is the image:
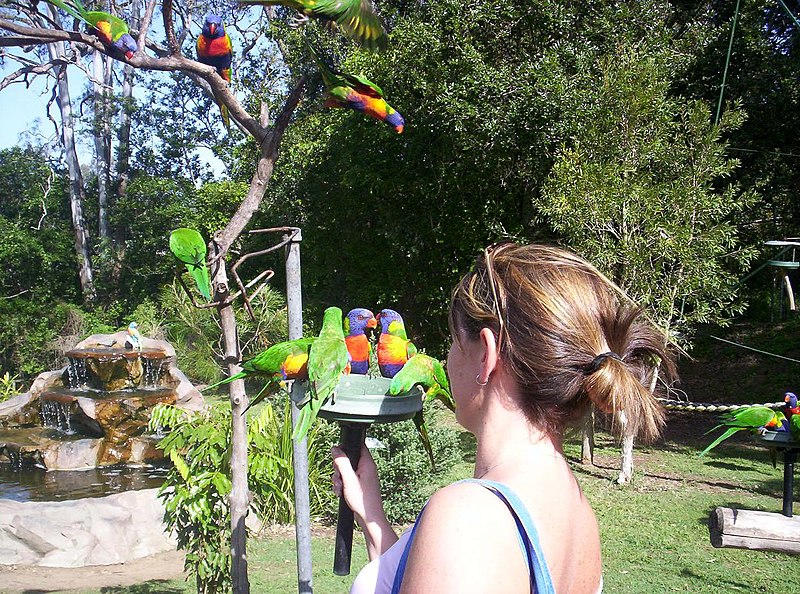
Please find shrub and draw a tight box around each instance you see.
[368,404,461,524]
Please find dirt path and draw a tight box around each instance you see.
[0,550,186,593]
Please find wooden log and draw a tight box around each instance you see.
[709,507,800,554]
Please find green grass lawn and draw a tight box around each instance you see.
[43,411,800,594]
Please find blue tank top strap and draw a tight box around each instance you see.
[390,478,556,594]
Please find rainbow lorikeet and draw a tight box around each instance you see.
[308,45,404,133]
[784,392,800,420]
[203,337,315,410]
[169,228,212,301]
[293,307,351,441]
[196,14,233,131]
[790,413,800,441]
[44,0,137,60]
[389,353,455,412]
[376,308,417,378]
[700,405,786,457]
[239,0,387,51]
[344,308,377,375]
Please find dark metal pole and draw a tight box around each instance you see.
[782,449,796,517]
[334,422,367,576]
[286,231,313,593]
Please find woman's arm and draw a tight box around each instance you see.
[332,444,399,559]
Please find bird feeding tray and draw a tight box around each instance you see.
[756,431,800,517]
[291,374,423,576]
[292,375,423,424]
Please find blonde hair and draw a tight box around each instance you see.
[448,243,676,442]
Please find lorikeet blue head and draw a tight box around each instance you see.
[345,308,377,337]
[385,110,405,134]
[202,14,226,39]
[376,309,404,334]
[785,392,798,408]
[110,33,137,60]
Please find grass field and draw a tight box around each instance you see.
[44,412,800,593]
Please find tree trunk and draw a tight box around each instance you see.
[211,256,250,594]
[92,49,112,242]
[580,405,595,465]
[46,17,95,305]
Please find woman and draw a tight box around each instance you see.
[332,243,676,593]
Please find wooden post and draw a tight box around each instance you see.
[709,507,800,554]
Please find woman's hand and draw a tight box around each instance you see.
[332,443,398,558]
[331,443,382,525]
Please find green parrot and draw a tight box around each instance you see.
[700,405,786,457]
[239,0,387,50]
[44,0,138,60]
[790,413,800,441]
[203,337,315,411]
[169,228,212,301]
[292,307,350,441]
[389,353,455,412]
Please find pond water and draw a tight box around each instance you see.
[0,462,169,502]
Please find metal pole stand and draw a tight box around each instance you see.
[333,422,369,576]
[782,449,797,517]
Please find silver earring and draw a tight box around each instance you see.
[476,374,488,386]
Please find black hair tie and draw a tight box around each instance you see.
[585,351,623,375]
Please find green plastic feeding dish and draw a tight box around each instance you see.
[292,375,423,424]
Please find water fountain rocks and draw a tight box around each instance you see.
[0,329,205,567]
[0,329,205,470]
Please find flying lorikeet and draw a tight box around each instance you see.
[169,228,212,301]
[344,308,377,375]
[293,307,351,441]
[238,0,387,50]
[203,337,315,410]
[389,353,455,412]
[196,14,233,131]
[376,308,417,378]
[308,45,405,133]
[700,405,786,457]
[44,0,137,60]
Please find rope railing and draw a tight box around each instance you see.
[657,398,784,413]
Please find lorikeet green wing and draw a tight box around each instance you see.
[293,307,350,441]
[790,414,800,442]
[412,410,436,470]
[169,228,212,301]
[307,45,405,133]
[238,0,387,50]
[45,0,137,60]
[203,337,314,411]
[700,406,785,457]
[389,353,455,412]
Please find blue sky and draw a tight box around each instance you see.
[0,76,67,149]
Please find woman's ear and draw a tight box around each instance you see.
[477,327,499,385]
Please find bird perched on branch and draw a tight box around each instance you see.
[238,0,387,50]
[196,14,233,131]
[700,405,786,457]
[44,0,137,60]
[293,307,351,441]
[344,308,377,375]
[169,228,212,301]
[203,337,315,410]
[308,44,405,133]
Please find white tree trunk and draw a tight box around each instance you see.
[581,405,595,465]
[92,49,112,241]
[46,15,95,305]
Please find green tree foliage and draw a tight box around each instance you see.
[672,0,800,242]
[150,398,334,593]
[539,41,759,343]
